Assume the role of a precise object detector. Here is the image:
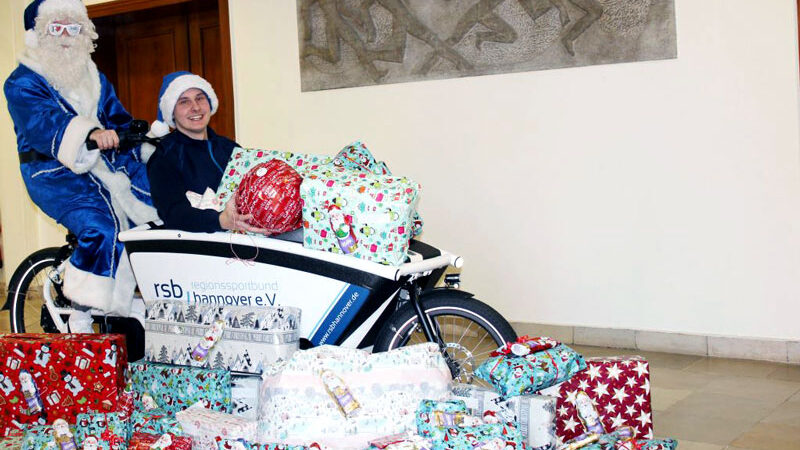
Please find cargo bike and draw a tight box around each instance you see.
[4,123,517,383]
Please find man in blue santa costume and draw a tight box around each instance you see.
[4,0,158,331]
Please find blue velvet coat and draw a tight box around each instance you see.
[4,62,156,313]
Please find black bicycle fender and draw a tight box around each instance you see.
[419,287,475,301]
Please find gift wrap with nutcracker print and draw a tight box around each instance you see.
[538,356,654,443]
[300,166,420,265]
[74,412,129,448]
[129,361,232,415]
[451,383,556,450]
[0,334,127,433]
[143,299,300,375]
[175,403,257,450]
[474,337,587,398]
[258,343,452,449]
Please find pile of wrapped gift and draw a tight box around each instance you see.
[216,141,424,266]
[0,330,679,449]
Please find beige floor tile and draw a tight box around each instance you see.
[664,392,774,423]
[766,364,800,383]
[685,357,783,379]
[570,344,622,358]
[0,310,9,334]
[651,386,693,411]
[666,441,723,450]
[729,422,800,450]
[630,349,706,370]
[653,410,758,445]
[651,367,716,390]
[760,400,800,426]
[700,376,800,404]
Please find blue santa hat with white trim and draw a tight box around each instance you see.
[24,0,90,48]
[151,71,219,138]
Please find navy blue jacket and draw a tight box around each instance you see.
[147,128,238,232]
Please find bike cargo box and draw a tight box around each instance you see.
[143,299,300,375]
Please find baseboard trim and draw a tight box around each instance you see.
[511,322,800,364]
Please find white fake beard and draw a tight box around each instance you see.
[32,33,94,93]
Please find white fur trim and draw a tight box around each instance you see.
[63,250,137,317]
[159,74,218,128]
[140,142,156,164]
[59,115,101,173]
[90,163,159,225]
[37,0,89,20]
[63,259,114,311]
[24,29,38,48]
[150,120,170,137]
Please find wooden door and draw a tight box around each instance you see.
[90,0,235,139]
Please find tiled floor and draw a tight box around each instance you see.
[1,272,798,449]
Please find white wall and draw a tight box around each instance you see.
[229,0,800,341]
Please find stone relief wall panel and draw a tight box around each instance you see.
[298,0,677,91]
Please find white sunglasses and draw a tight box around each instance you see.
[47,23,82,37]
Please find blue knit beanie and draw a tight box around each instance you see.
[152,71,218,135]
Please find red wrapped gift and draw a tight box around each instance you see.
[129,432,192,449]
[236,159,303,234]
[0,334,127,432]
[538,356,653,443]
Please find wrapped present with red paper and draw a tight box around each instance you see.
[538,356,654,443]
[129,432,193,449]
[235,159,304,235]
[0,333,127,431]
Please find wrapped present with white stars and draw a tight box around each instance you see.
[537,356,652,444]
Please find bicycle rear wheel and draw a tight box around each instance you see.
[373,293,516,385]
[7,248,67,333]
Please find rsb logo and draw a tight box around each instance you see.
[153,279,184,299]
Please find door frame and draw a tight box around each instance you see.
[87,0,235,139]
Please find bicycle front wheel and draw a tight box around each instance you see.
[373,293,516,385]
[7,248,65,333]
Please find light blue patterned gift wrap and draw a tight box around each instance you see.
[578,431,678,450]
[21,425,56,450]
[451,383,556,450]
[129,361,232,415]
[75,412,128,449]
[332,141,423,237]
[300,166,420,266]
[216,149,333,206]
[416,400,468,440]
[129,409,183,436]
[429,421,525,450]
[474,343,587,398]
[217,439,316,450]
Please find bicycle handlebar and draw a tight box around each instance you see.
[86,119,160,151]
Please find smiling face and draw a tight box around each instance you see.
[173,88,211,139]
